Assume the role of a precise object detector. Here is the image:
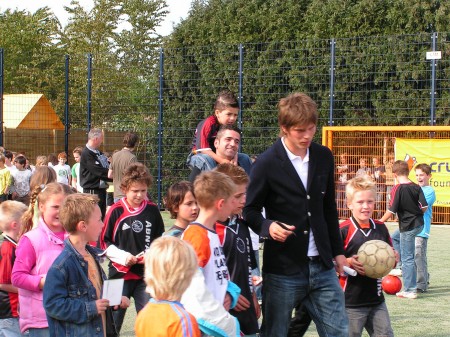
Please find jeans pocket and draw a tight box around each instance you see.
[68,284,89,298]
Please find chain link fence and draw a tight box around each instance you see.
[1,32,449,212]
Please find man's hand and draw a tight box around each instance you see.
[334,254,349,277]
[269,221,296,242]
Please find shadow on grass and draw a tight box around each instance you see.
[418,286,450,297]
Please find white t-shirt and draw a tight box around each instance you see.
[54,163,71,185]
[11,169,32,197]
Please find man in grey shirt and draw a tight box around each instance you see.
[108,132,139,202]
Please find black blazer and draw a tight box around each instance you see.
[243,139,344,275]
[80,146,111,189]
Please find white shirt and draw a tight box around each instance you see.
[281,137,319,257]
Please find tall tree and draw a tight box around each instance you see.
[60,0,168,128]
[0,8,65,108]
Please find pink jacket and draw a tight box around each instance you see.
[11,218,67,332]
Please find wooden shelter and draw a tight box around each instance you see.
[2,94,64,129]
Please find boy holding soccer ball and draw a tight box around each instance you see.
[340,176,397,337]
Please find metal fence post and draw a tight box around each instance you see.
[87,53,93,132]
[329,38,336,126]
[0,48,3,147]
[64,55,70,156]
[238,44,244,152]
[157,48,164,209]
[430,32,437,126]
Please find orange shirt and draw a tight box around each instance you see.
[135,300,201,337]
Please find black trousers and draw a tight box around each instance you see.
[84,188,107,220]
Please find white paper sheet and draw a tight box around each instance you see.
[102,279,124,306]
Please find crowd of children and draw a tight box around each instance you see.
[0,149,79,209]
[0,89,438,337]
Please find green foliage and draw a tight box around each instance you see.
[1,0,450,200]
[163,0,450,134]
[61,0,168,128]
[0,8,65,111]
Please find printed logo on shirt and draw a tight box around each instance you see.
[236,237,246,253]
[131,220,144,233]
[122,223,130,230]
[213,246,229,284]
[58,169,68,178]
[145,221,153,248]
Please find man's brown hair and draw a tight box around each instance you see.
[278,92,318,137]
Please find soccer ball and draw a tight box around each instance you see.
[357,240,396,279]
[382,275,402,295]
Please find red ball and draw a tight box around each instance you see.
[382,275,402,295]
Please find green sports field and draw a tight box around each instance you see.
[118,216,450,337]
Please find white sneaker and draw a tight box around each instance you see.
[396,291,417,299]
[389,268,402,277]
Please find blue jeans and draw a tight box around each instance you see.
[187,153,216,171]
[0,317,22,337]
[22,328,49,337]
[251,250,262,301]
[400,225,424,292]
[113,279,150,333]
[260,260,348,337]
[415,237,428,291]
[346,302,393,337]
[391,229,401,267]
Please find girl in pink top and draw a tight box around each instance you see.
[12,183,75,336]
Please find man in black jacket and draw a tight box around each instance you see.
[80,128,112,219]
[243,92,349,337]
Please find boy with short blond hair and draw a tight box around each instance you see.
[0,200,28,336]
[341,176,395,337]
[181,170,241,337]
[380,160,428,299]
[135,236,201,337]
[44,193,129,337]
[192,170,235,209]
[0,154,11,202]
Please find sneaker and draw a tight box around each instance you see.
[417,288,427,293]
[389,268,402,277]
[396,291,417,299]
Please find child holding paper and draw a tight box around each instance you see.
[43,194,129,337]
[101,163,165,333]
